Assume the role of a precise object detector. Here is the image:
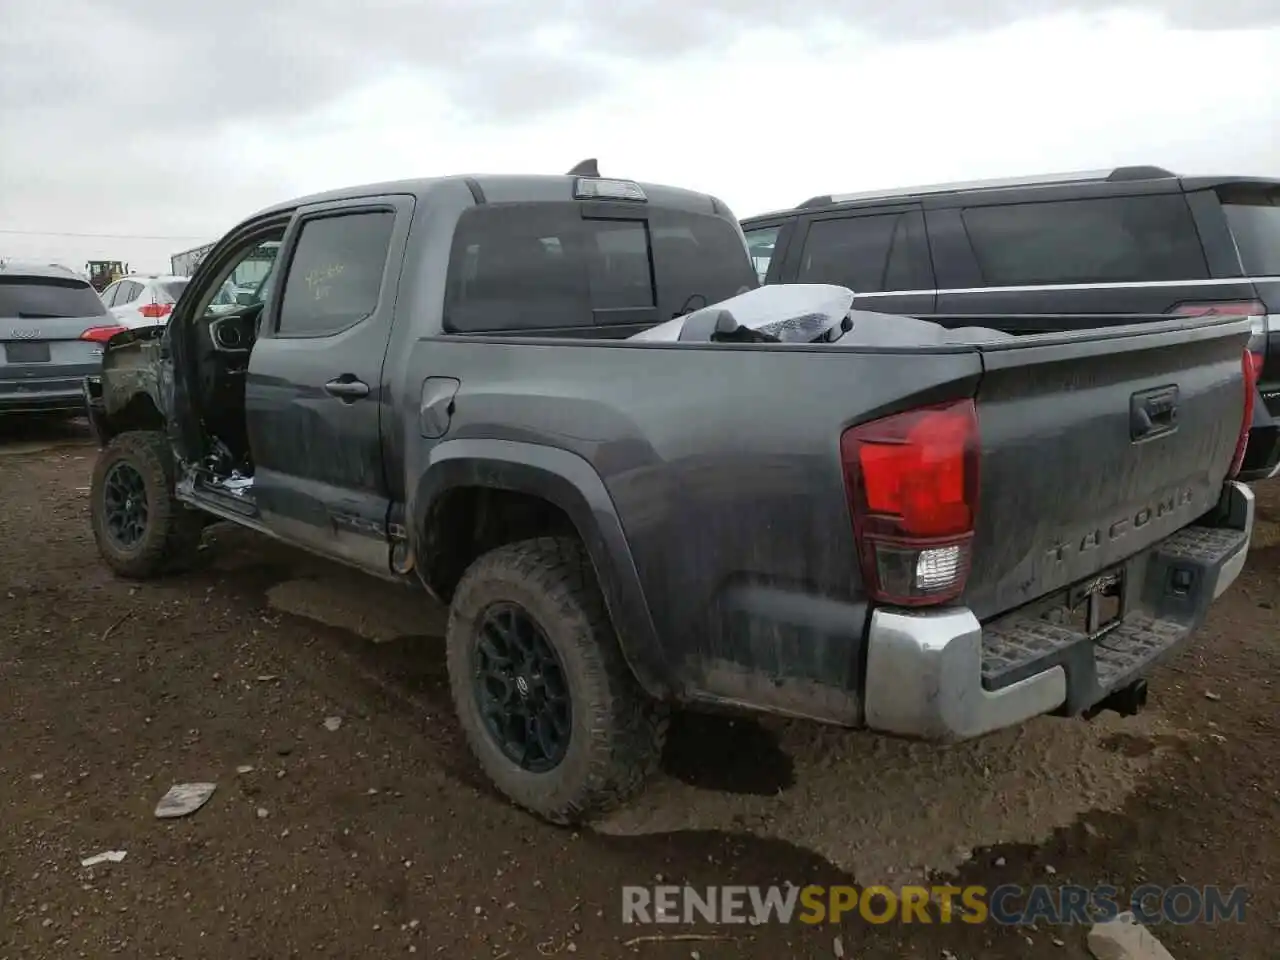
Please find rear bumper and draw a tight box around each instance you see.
[0,375,92,413]
[864,481,1254,741]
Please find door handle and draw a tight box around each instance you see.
[324,376,370,401]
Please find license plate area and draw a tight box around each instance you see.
[5,342,51,363]
[1065,566,1126,640]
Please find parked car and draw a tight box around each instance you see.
[0,260,124,414]
[83,170,1255,824]
[99,274,191,328]
[741,165,1280,480]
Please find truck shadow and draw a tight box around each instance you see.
[662,711,795,796]
[201,523,799,800]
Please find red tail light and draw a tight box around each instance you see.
[1248,349,1265,380]
[841,399,980,606]
[1229,348,1257,478]
[1173,303,1265,475]
[80,325,129,343]
[137,302,172,319]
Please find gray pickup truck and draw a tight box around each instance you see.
[84,170,1256,824]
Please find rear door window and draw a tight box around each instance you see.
[796,213,927,293]
[0,275,110,318]
[1220,191,1280,276]
[960,195,1208,286]
[277,211,395,337]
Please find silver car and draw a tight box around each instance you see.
[0,260,122,415]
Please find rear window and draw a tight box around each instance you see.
[444,203,756,334]
[0,275,109,319]
[160,279,189,301]
[1221,192,1280,276]
[960,195,1208,286]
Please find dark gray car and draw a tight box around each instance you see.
[83,172,1256,825]
[0,261,120,414]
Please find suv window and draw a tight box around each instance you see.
[744,225,780,283]
[796,214,922,293]
[960,196,1208,286]
[445,203,755,334]
[0,275,109,318]
[1221,191,1280,276]
[277,212,394,336]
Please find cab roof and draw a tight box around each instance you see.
[249,173,732,221]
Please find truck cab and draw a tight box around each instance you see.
[85,173,756,575]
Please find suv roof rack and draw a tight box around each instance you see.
[798,165,1178,208]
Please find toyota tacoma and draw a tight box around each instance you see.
[83,168,1256,823]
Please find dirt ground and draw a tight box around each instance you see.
[1,418,1277,960]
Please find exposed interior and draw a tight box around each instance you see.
[186,232,284,494]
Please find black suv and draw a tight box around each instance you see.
[741,165,1280,480]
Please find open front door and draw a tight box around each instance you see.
[245,194,414,576]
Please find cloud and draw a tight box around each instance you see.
[1,2,1278,270]
[5,1,1280,132]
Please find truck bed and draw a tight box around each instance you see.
[400,312,1252,729]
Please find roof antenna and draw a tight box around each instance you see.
[566,158,600,178]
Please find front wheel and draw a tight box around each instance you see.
[446,537,668,824]
[90,430,204,579]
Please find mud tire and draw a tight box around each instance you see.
[446,536,668,824]
[90,430,204,580]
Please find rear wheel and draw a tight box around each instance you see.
[90,430,204,579]
[446,537,668,824]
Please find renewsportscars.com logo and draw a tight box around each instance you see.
[621,884,1248,926]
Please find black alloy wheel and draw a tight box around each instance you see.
[101,460,150,549]
[472,601,573,773]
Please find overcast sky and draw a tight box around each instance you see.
[2,0,1278,273]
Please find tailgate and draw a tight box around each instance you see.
[1,315,110,369]
[963,314,1250,620]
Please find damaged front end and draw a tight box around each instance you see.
[83,325,173,446]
